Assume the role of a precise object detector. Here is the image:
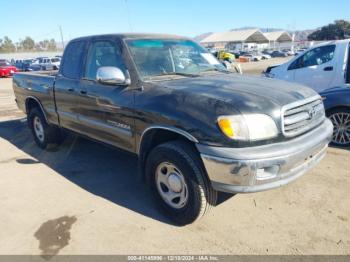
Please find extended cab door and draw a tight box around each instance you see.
[54,40,87,132]
[288,44,336,92]
[77,38,135,152]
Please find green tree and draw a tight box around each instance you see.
[48,39,57,51]
[308,20,350,40]
[0,36,16,53]
[36,39,57,51]
[20,36,35,51]
[36,40,48,51]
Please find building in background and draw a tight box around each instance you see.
[200,29,269,50]
[200,29,293,51]
[264,31,293,50]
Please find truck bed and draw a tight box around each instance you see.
[12,71,58,124]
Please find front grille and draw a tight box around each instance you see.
[282,96,325,137]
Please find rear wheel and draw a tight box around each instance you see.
[327,108,350,147]
[33,116,45,144]
[146,141,217,225]
[28,107,63,149]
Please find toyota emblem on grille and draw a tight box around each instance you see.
[308,107,317,119]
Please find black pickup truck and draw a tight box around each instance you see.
[13,34,333,225]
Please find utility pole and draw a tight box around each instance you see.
[59,26,65,50]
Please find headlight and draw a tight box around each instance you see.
[217,114,278,141]
[264,72,275,78]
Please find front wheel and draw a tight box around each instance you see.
[146,141,217,225]
[328,108,350,147]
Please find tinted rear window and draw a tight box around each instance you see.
[61,41,86,79]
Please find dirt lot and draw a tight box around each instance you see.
[0,64,349,256]
[240,57,290,75]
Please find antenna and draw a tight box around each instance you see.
[124,0,133,32]
[59,26,65,50]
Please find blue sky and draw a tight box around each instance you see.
[1,0,349,42]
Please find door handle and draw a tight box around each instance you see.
[80,90,99,99]
[324,66,333,71]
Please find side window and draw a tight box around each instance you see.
[289,45,335,70]
[84,41,126,80]
[61,41,86,79]
[288,57,302,70]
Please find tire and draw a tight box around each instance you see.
[28,107,63,149]
[146,140,217,225]
[327,108,350,147]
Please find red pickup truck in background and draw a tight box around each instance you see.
[0,60,18,77]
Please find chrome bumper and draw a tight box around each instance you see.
[197,119,333,193]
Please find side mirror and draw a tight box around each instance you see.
[96,66,129,85]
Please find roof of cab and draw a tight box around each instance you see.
[70,33,190,42]
[310,39,350,48]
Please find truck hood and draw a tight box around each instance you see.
[320,85,350,95]
[156,73,318,115]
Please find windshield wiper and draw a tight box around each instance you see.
[148,72,200,79]
[201,67,231,74]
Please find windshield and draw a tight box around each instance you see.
[126,39,226,79]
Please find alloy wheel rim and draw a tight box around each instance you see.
[33,116,45,142]
[155,162,188,209]
[329,112,350,145]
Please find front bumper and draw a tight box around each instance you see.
[197,119,333,193]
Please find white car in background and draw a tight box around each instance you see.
[29,57,55,71]
[259,52,271,59]
[50,57,61,70]
[285,50,295,56]
[264,40,350,93]
[240,52,263,61]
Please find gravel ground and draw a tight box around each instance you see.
[0,67,349,256]
[241,57,291,75]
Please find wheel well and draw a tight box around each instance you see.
[25,97,43,115]
[325,106,350,116]
[138,128,198,180]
